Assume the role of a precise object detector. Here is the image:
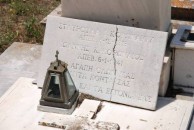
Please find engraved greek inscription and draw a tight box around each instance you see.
[63,43,90,52]
[94,49,100,54]
[129,53,144,61]
[106,88,112,95]
[79,34,97,42]
[116,60,123,66]
[146,96,152,102]
[96,68,114,75]
[90,74,109,83]
[115,50,144,61]
[77,53,95,61]
[79,83,90,90]
[120,72,135,79]
[75,72,87,79]
[71,63,93,72]
[97,56,112,64]
[59,23,67,29]
[63,43,112,56]
[112,90,132,98]
[118,32,154,45]
[110,89,153,102]
[93,86,104,93]
[107,50,112,55]
[116,78,133,87]
[58,23,99,34]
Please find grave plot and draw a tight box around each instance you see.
[38,15,168,110]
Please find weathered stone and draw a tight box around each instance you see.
[38,16,168,110]
[159,48,171,96]
[73,99,101,118]
[96,98,194,130]
[171,25,194,93]
[39,113,119,130]
[110,25,168,109]
[0,42,42,97]
[0,78,193,130]
[61,0,171,31]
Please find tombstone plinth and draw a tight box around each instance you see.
[61,0,171,31]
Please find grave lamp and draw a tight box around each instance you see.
[40,51,79,109]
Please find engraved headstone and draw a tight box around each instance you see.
[38,16,168,110]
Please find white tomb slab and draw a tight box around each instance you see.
[0,78,193,130]
[0,42,42,97]
[171,25,194,93]
[61,0,171,31]
[38,16,168,110]
[96,99,194,130]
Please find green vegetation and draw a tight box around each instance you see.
[0,0,60,53]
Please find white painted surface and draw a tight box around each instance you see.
[0,78,193,130]
[0,78,117,130]
[38,16,168,110]
[110,25,168,109]
[0,78,52,130]
[61,0,171,31]
[171,25,194,92]
[0,42,42,97]
[96,99,194,130]
[159,51,171,96]
[174,49,194,92]
[73,99,101,118]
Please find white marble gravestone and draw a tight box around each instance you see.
[38,16,168,110]
[61,0,171,31]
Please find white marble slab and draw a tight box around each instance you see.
[110,25,168,109]
[38,16,168,110]
[173,49,194,92]
[0,77,117,130]
[73,99,101,118]
[96,99,194,130]
[61,0,171,31]
[0,78,193,130]
[0,42,42,97]
[38,15,116,101]
[171,25,194,92]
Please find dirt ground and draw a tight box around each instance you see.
[0,0,60,53]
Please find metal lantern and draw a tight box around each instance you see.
[40,51,79,109]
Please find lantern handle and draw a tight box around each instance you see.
[55,50,59,66]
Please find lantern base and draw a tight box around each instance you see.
[37,99,77,115]
[39,90,79,109]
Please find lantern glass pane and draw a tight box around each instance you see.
[46,73,61,99]
[64,70,76,99]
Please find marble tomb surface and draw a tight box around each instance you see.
[38,16,168,110]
